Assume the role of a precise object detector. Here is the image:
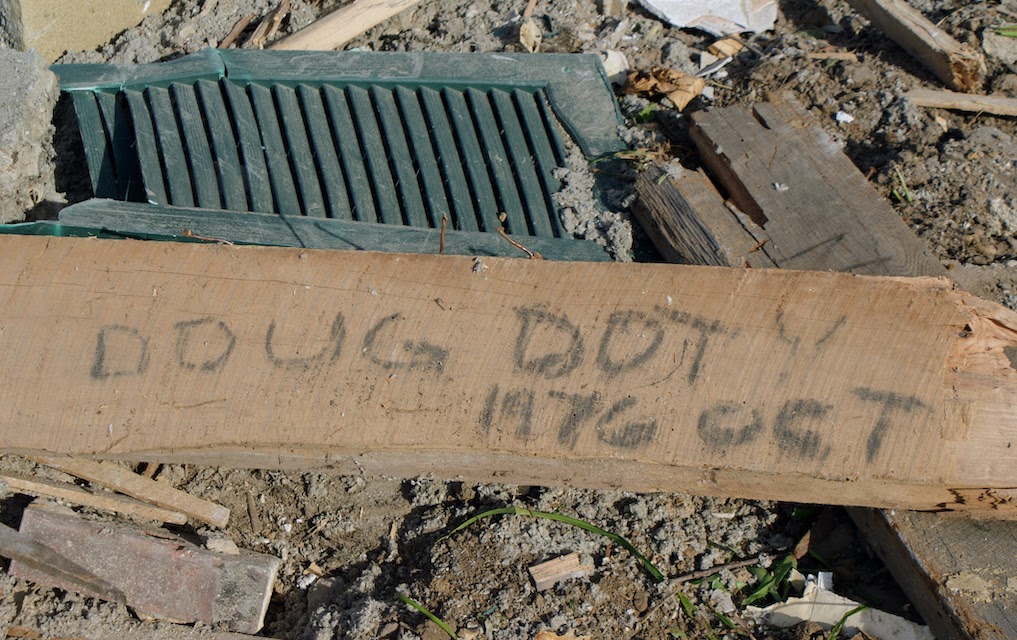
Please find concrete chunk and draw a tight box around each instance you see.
[8,503,279,634]
[0,49,59,222]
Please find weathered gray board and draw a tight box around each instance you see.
[642,93,1016,639]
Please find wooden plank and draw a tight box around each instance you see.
[653,95,1017,638]
[30,456,229,528]
[689,93,947,277]
[1,473,187,524]
[848,508,1017,639]
[1,235,1017,513]
[907,88,1017,118]
[846,0,985,92]
[631,166,774,268]
[9,503,279,634]
[56,199,612,262]
[270,0,421,51]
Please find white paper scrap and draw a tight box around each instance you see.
[750,584,935,640]
[635,0,777,36]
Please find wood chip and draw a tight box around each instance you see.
[707,37,744,58]
[907,88,1017,117]
[528,552,591,591]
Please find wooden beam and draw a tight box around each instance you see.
[270,0,421,51]
[652,94,1017,638]
[907,88,1017,118]
[1,473,187,524]
[1,235,1017,513]
[846,0,985,92]
[31,457,229,528]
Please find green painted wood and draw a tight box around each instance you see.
[222,81,273,213]
[55,200,611,262]
[145,86,194,207]
[537,90,570,166]
[71,92,117,199]
[514,88,564,238]
[213,50,626,157]
[171,83,221,209]
[122,90,168,205]
[274,85,326,218]
[322,85,376,223]
[467,88,527,236]
[95,92,144,202]
[395,87,452,228]
[347,85,401,226]
[54,48,224,92]
[371,86,429,228]
[196,80,248,211]
[491,89,553,238]
[418,87,477,232]
[248,83,301,215]
[444,88,500,233]
[297,84,353,220]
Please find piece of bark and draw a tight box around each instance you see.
[1,473,186,524]
[846,0,984,92]
[907,88,1017,117]
[2,235,1017,513]
[9,503,280,634]
[30,457,229,528]
[270,0,421,51]
[529,552,591,591]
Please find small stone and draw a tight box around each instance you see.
[633,590,649,613]
[205,536,240,555]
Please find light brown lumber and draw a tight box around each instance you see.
[1,473,187,524]
[270,0,421,51]
[846,0,984,92]
[650,94,1017,638]
[907,88,1017,118]
[2,236,1017,514]
[30,456,229,528]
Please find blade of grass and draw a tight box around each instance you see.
[829,604,868,640]
[995,25,1017,37]
[399,595,458,639]
[440,506,664,582]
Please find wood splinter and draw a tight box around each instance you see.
[529,552,591,591]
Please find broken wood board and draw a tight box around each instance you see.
[529,552,591,591]
[0,473,187,524]
[907,88,1017,118]
[846,0,985,92]
[31,456,229,528]
[689,93,947,278]
[849,508,1017,639]
[631,167,774,268]
[1,235,1017,513]
[270,0,421,51]
[9,503,279,634]
[652,93,1017,637]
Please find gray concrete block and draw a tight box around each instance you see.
[0,48,59,223]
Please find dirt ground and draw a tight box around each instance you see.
[3,0,1017,638]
